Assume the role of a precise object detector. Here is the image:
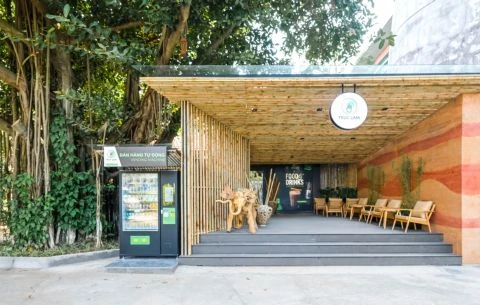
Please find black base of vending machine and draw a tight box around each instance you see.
[119,170,180,257]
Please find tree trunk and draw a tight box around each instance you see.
[54,47,76,245]
[125,5,190,144]
[125,69,140,107]
[0,119,13,136]
[54,48,73,118]
[94,150,103,248]
[66,228,76,244]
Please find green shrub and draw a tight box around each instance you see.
[0,174,52,249]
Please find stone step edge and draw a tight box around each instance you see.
[203,232,443,236]
[181,253,460,258]
[194,242,450,246]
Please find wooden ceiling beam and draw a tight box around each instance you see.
[141,74,480,164]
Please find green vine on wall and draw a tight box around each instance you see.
[399,155,424,209]
[0,110,98,249]
[366,165,385,204]
[50,110,97,238]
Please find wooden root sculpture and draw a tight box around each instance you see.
[216,186,258,233]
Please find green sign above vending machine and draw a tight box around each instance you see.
[104,145,167,167]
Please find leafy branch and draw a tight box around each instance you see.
[373,28,396,49]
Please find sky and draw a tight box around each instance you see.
[372,0,395,27]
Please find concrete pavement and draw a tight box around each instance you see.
[1,258,480,305]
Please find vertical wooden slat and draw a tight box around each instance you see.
[188,102,193,255]
[187,102,191,254]
[181,101,185,255]
[201,109,204,238]
[190,103,195,254]
[197,108,201,242]
[195,107,200,244]
[203,112,207,235]
[207,115,212,232]
[181,100,186,255]
[180,102,250,255]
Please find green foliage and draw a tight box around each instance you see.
[56,82,128,141]
[271,0,374,63]
[44,2,178,64]
[399,155,413,207]
[366,165,384,204]
[50,111,96,236]
[185,0,374,64]
[399,155,424,209]
[416,158,424,200]
[43,1,374,66]
[0,174,53,249]
[319,187,357,200]
[0,174,12,236]
[373,28,396,49]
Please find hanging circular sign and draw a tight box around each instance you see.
[329,92,368,130]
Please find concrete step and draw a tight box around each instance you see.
[200,233,444,243]
[179,253,462,266]
[192,242,452,254]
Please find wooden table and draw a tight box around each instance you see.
[380,208,399,229]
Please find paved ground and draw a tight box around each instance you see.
[1,258,480,305]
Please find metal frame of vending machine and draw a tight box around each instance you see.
[103,145,180,258]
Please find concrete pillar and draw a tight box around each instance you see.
[459,93,480,263]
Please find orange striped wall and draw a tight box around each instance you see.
[358,93,480,263]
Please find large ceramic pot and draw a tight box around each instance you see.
[256,205,273,226]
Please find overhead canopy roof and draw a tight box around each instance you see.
[138,65,480,164]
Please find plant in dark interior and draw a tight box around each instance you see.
[319,187,357,201]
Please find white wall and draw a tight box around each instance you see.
[390,0,480,64]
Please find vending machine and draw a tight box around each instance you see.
[119,170,180,257]
[103,144,180,257]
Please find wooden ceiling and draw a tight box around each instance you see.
[141,75,480,164]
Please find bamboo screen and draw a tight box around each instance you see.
[319,164,357,189]
[181,101,250,255]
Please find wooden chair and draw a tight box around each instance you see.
[326,198,343,217]
[345,197,367,220]
[313,197,327,216]
[368,199,401,224]
[343,198,359,218]
[377,199,402,228]
[392,201,435,233]
[359,198,388,222]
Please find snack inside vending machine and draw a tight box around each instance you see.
[103,145,180,257]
